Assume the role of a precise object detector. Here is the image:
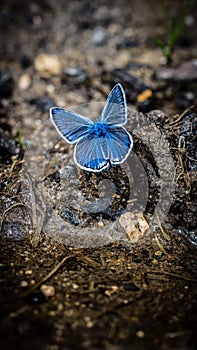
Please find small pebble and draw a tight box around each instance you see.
[185,15,194,26]
[63,67,87,84]
[86,320,94,328]
[98,221,104,227]
[46,84,55,94]
[20,280,28,288]
[40,284,55,297]
[84,317,94,328]
[18,74,31,90]
[137,89,153,103]
[34,53,62,78]
[136,330,145,338]
[105,286,118,296]
[72,283,79,290]
[90,27,107,46]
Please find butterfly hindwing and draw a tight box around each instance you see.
[74,125,133,172]
[107,126,133,164]
[50,107,93,144]
[101,83,127,125]
[74,133,110,172]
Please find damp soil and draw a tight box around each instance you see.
[0,1,197,350]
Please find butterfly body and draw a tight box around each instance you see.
[50,83,133,172]
[91,121,109,137]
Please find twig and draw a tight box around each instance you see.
[154,232,168,255]
[146,270,197,283]
[77,255,100,268]
[30,253,78,292]
[156,214,170,241]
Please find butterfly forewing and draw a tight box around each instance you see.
[101,83,127,125]
[50,107,93,144]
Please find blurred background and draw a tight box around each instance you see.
[0,0,196,140]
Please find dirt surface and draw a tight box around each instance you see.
[0,1,197,350]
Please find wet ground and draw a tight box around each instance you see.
[0,1,197,349]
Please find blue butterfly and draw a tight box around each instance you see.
[50,83,133,172]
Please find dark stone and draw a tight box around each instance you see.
[29,96,55,113]
[116,37,140,49]
[51,170,61,182]
[0,72,14,98]
[0,131,20,160]
[173,106,197,171]
[63,67,87,85]
[111,68,138,87]
[156,59,197,82]
[109,68,149,102]
[137,97,155,114]
[26,291,46,304]
[141,249,149,258]
[177,227,197,247]
[122,282,140,291]
[20,54,32,69]
[61,207,82,226]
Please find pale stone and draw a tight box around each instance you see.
[119,212,149,242]
[40,284,55,297]
[18,74,31,90]
[34,53,62,78]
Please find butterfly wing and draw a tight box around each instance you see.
[101,83,127,125]
[50,107,94,144]
[74,126,133,172]
[50,84,132,172]
[107,126,133,165]
[74,133,110,172]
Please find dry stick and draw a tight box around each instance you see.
[9,159,24,175]
[30,252,101,293]
[155,214,170,241]
[168,110,185,126]
[154,232,168,255]
[7,255,78,320]
[30,253,78,292]
[6,252,81,320]
[77,255,100,269]
[146,270,197,283]
[6,305,30,320]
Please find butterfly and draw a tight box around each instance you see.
[50,83,133,172]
